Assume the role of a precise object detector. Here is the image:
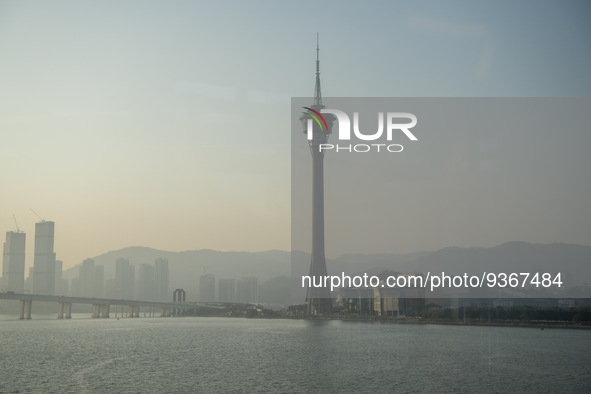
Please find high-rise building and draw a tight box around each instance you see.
[218,278,236,303]
[72,258,104,298]
[70,277,80,297]
[78,258,95,298]
[2,231,26,293]
[25,267,34,293]
[93,265,104,298]
[115,258,135,299]
[300,38,333,315]
[154,258,169,302]
[33,221,56,295]
[199,273,215,302]
[54,260,67,296]
[237,277,258,303]
[138,264,155,301]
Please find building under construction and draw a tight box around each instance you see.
[340,271,426,317]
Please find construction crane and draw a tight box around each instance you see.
[12,215,22,232]
[29,208,45,222]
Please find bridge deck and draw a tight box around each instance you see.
[0,292,225,310]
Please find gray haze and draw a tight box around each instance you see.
[2,1,591,268]
[59,241,591,303]
[292,98,591,257]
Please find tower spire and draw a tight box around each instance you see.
[314,33,322,107]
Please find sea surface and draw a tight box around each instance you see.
[0,315,589,393]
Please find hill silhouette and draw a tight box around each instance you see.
[62,242,591,303]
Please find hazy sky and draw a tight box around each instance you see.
[1,1,590,269]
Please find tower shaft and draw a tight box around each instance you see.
[305,150,332,315]
[304,34,332,315]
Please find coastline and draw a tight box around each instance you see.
[267,315,591,330]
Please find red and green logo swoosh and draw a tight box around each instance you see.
[302,107,329,131]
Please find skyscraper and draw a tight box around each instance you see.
[93,265,104,298]
[237,276,258,303]
[154,258,169,302]
[32,221,56,295]
[115,257,135,299]
[71,258,104,297]
[54,260,67,296]
[78,258,95,298]
[70,277,80,297]
[2,231,26,293]
[218,278,236,303]
[138,263,155,300]
[300,37,333,315]
[25,267,34,293]
[199,273,216,302]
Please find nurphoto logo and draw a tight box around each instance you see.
[302,107,418,153]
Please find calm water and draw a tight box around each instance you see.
[0,315,589,393]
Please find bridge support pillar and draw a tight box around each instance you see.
[100,304,110,318]
[65,303,72,318]
[134,306,140,318]
[25,300,32,320]
[58,302,65,319]
[160,307,170,317]
[92,304,100,318]
[25,300,33,320]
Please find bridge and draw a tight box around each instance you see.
[0,292,223,320]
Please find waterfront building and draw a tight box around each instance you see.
[341,272,426,317]
[93,265,104,298]
[199,273,216,302]
[25,267,34,293]
[2,231,26,293]
[138,263,156,301]
[54,260,68,296]
[32,221,56,295]
[77,258,95,297]
[237,276,258,303]
[154,258,169,302]
[115,257,135,299]
[218,278,236,303]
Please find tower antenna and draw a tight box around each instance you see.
[314,33,322,107]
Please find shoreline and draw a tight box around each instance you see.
[1,311,590,330]
[268,315,591,330]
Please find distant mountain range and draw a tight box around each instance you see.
[333,242,591,284]
[63,242,591,304]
